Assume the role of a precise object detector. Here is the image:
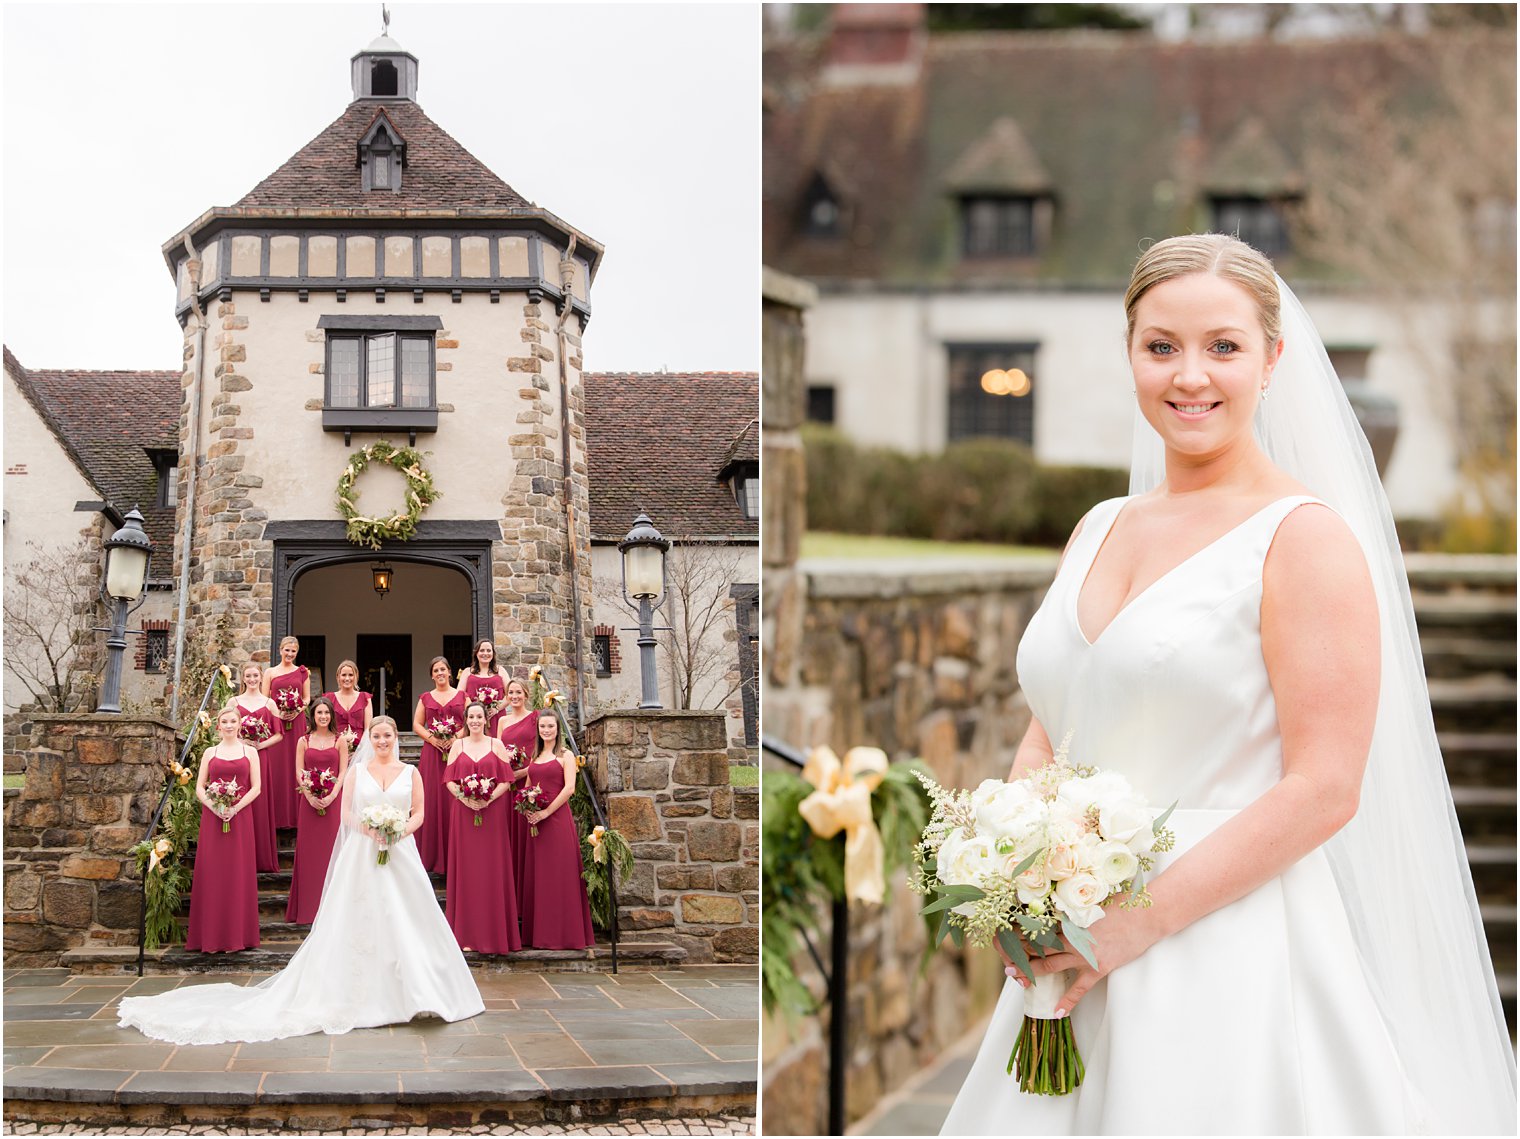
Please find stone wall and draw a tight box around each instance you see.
[3,715,178,967]
[761,561,1058,1134]
[585,710,758,964]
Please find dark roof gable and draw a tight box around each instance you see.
[235,99,527,211]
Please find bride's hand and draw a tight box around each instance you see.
[1024,904,1163,1017]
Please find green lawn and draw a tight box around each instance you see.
[729,764,759,787]
[3,774,24,790]
[801,531,1052,559]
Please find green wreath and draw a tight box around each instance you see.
[336,440,439,550]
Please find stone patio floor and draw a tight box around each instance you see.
[3,965,757,1128]
[846,1015,988,1136]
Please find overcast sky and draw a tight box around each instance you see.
[2,2,760,372]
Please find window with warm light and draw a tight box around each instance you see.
[947,343,1038,445]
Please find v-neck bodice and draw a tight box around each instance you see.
[1018,494,1323,809]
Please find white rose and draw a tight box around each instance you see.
[1052,873,1110,928]
[1058,771,1133,814]
[934,828,969,884]
[1046,797,1084,831]
[1045,841,1082,881]
[1092,840,1139,888]
[1098,800,1151,846]
[938,833,1003,916]
[1015,861,1053,907]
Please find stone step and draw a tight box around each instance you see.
[1404,554,1517,593]
[1466,842,1517,905]
[1439,732,1517,787]
[1411,591,1518,638]
[59,938,686,975]
[1428,677,1518,735]
[1419,634,1517,681]
[1451,785,1519,840]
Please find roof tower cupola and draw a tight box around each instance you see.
[351,7,418,102]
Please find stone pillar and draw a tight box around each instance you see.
[584,710,758,963]
[2,714,178,967]
[761,268,819,750]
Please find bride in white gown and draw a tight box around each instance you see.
[941,235,1515,1135]
[118,716,483,1044]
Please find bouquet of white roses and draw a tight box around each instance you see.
[914,732,1174,1096]
[360,803,409,865]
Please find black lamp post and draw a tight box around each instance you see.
[97,507,154,714]
[616,513,671,709]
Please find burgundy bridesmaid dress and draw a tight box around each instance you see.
[496,711,539,907]
[463,672,508,738]
[186,751,259,952]
[265,666,308,830]
[442,744,520,954]
[416,690,466,875]
[519,754,595,950]
[327,689,371,753]
[236,701,280,873]
[285,741,342,924]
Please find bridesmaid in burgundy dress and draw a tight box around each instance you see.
[326,659,372,756]
[413,655,465,875]
[233,664,283,874]
[286,696,348,924]
[461,640,511,738]
[187,707,261,952]
[262,636,311,831]
[518,712,595,950]
[494,680,537,906]
[442,701,520,953]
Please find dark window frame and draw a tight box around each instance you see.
[144,629,170,674]
[593,633,614,678]
[1209,196,1295,257]
[149,449,179,509]
[318,315,441,435]
[946,342,1039,446]
[960,195,1040,259]
[806,385,836,424]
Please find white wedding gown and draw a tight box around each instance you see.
[118,763,483,1045]
[942,496,1419,1135]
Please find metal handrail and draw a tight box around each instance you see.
[536,675,619,974]
[764,733,849,1136]
[136,671,222,977]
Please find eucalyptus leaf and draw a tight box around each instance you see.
[1151,799,1178,831]
[949,923,965,949]
[997,928,1033,982]
[1009,847,1046,878]
[1062,920,1099,971]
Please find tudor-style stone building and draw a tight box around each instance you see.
[162,33,604,716]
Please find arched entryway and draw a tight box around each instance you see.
[266,521,497,720]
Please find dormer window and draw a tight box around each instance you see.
[961,195,1041,258]
[149,449,179,508]
[358,114,406,193]
[1210,196,1295,257]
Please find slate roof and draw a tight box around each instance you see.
[763,28,1481,288]
[234,100,529,211]
[584,372,760,542]
[5,347,181,577]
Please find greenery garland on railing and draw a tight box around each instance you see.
[129,662,238,950]
[761,753,931,1017]
[335,440,439,550]
[525,666,633,930]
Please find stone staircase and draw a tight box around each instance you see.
[63,758,687,975]
[1408,555,1516,1032]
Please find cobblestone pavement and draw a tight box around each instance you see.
[0,1114,756,1134]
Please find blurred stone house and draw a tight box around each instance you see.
[763,6,1516,521]
[3,31,759,752]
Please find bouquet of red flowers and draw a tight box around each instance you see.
[462,773,497,826]
[515,783,546,836]
[297,767,338,816]
[428,714,459,748]
[239,714,272,744]
[205,777,243,833]
[274,686,305,722]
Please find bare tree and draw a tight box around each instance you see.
[593,541,757,713]
[3,540,101,712]
[1299,24,1516,533]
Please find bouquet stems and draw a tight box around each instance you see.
[1007,971,1085,1095]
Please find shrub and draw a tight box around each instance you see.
[801,427,1127,547]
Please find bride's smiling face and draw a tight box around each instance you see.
[370,721,397,756]
[1128,272,1283,462]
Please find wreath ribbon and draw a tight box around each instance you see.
[798,745,889,905]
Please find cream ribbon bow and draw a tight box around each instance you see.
[797,746,889,905]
